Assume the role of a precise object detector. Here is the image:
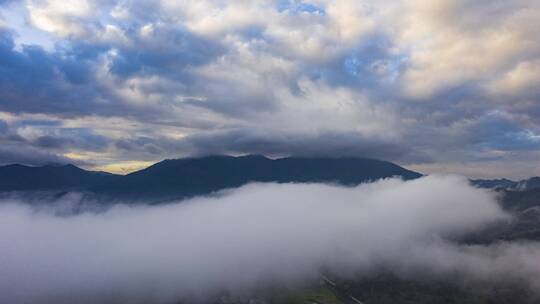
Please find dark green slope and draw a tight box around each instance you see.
[93,155,422,201]
[502,188,540,211]
[0,163,120,192]
[0,155,421,201]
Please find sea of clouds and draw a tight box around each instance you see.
[1,175,540,303]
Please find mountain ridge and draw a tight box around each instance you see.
[0,163,121,192]
[0,155,422,202]
[471,176,540,191]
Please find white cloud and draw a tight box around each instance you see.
[26,0,96,37]
[269,78,403,137]
[386,0,540,98]
[0,11,6,29]
[487,59,540,97]
[3,176,540,303]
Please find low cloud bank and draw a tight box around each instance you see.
[0,176,539,303]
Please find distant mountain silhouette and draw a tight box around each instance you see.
[471,178,518,190]
[501,188,540,211]
[93,155,422,201]
[471,176,540,214]
[0,155,422,202]
[0,163,120,192]
[515,177,540,191]
[472,176,540,191]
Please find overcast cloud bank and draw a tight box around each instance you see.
[1,1,540,177]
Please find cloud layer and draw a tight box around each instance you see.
[0,1,540,177]
[1,176,540,303]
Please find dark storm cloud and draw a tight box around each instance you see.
[0,143,71,166]
[0,116,109,166]
[0,22,223,118]
[0,30,101,116]
[0,119,7,133]
[108,28,224,78]
[115,136,165,156]
[180,129,427,162]
[111,128,432,165]
[32,128,108,151]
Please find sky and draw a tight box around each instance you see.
[0,0,539,178]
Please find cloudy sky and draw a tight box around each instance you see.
[0,0,539,178]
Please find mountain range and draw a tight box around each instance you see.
[4,155,540,210]
[471,177,540,191]
[0,155,422,202]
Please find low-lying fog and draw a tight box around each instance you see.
[1,175,539,303]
